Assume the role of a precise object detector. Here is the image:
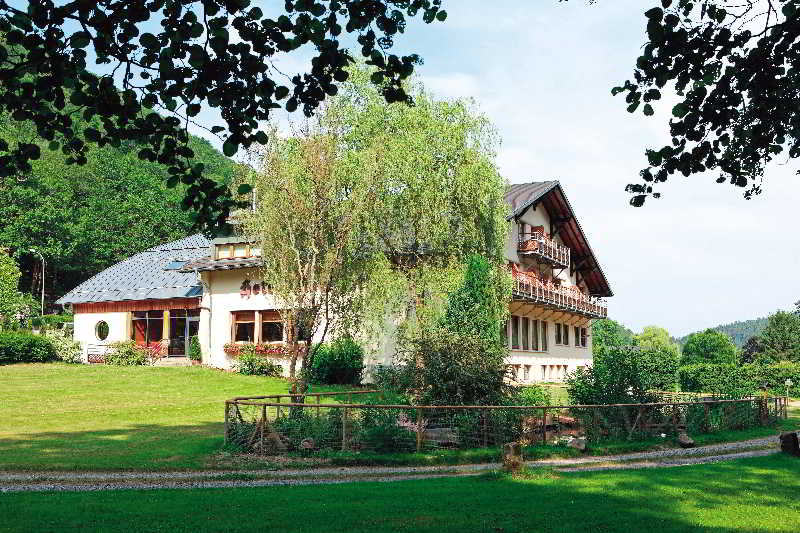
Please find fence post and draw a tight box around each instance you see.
[416,408,423,453]
[482,409,488,448]
[342,406,348,451]
[703,403,710,432]
[316,394,321,418]
[542,407,548,444]
[224,401,230,444]
[671,403,678,434]
[260,404,266,451]
[276,396,281,420]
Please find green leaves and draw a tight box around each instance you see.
[139,32,160,49]
[0,0,443,232]
[71,32,91,48]
[223,138,238,157]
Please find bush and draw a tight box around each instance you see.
[188,335,202,362]
[105,341,150,366]
[44,329,81,363]
[0,332,57,364]
[566,345,677,406]
[394,328,511,406]
[513,384,551,406]
[357,406,417,453]
[309,337,364,385]
[679,362,800,396]
[235,352,282,377]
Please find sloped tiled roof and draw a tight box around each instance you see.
[505,181,558,219]
[506,180,613,297]
[56,235,210,305]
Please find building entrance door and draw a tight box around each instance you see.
[168,309,200,357]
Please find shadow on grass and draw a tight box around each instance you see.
[0,422,233,471]
[0,454,797,532]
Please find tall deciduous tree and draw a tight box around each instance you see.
[243,65,508,386]
[591,318,635,355]
[681,328,738,365]
[0,111,235,303]
[759,311,800,362]
[0,248,21,327]
[0,1,447,230]
[616,0,800,205]
[635,325,681,361]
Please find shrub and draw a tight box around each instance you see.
[188,335,202,362]
[309,337,364,385]
[394,328,511,406]
[679,362,800,396]
[566,345,676,406]
[235,352,282,377]
[357,407,417,453]
[0,332,57,364]
[272,411,340,451]
[44,329,81,363]
[513,384,551,406]
[105,341,150,366]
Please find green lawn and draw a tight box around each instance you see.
[2,364,796,472]
[0,363,350,471]
[2,454,800,532]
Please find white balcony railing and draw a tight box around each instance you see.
[517,231,570,268]
[510,268,607,319]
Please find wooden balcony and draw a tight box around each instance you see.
[517,231,570,268]
[511,271,608,319]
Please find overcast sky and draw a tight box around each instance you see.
[193,1,800,337]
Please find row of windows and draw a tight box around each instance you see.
[507,316,588,351]
[230,310,311,344]
[132,309,200,344]
[509,364,579,383]
[216,243,261,260]
[507,316,548,351]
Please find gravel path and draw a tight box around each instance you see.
[1,432,792,493]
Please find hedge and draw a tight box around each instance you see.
[679,362,800,397]
[0,332,58,364]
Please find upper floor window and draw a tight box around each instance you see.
[507,315,548,352]
[555,323,571,346]
[216,243,262,260]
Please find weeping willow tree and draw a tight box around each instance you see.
[242,65,509,388]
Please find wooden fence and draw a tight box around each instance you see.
[224,394,788,455]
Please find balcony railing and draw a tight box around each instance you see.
[510,268,607,319]
[517,231,570,268]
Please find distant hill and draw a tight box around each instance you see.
[678,317,769,348]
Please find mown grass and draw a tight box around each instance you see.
[2,363,796,471]
[0,363,354,471]
[2,454,799,532]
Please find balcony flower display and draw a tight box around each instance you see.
[224,342,301,360]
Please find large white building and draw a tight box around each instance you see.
[57,181,612,383]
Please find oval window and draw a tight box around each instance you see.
[95,321,110,341]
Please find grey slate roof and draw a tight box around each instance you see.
[56,234,211,305]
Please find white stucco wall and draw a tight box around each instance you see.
[200,268,329,373]
[73,311,129,362]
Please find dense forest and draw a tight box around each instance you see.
[678,317,770,348]
[0,112,237,309]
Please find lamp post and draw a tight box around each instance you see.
[29,248,45,316]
